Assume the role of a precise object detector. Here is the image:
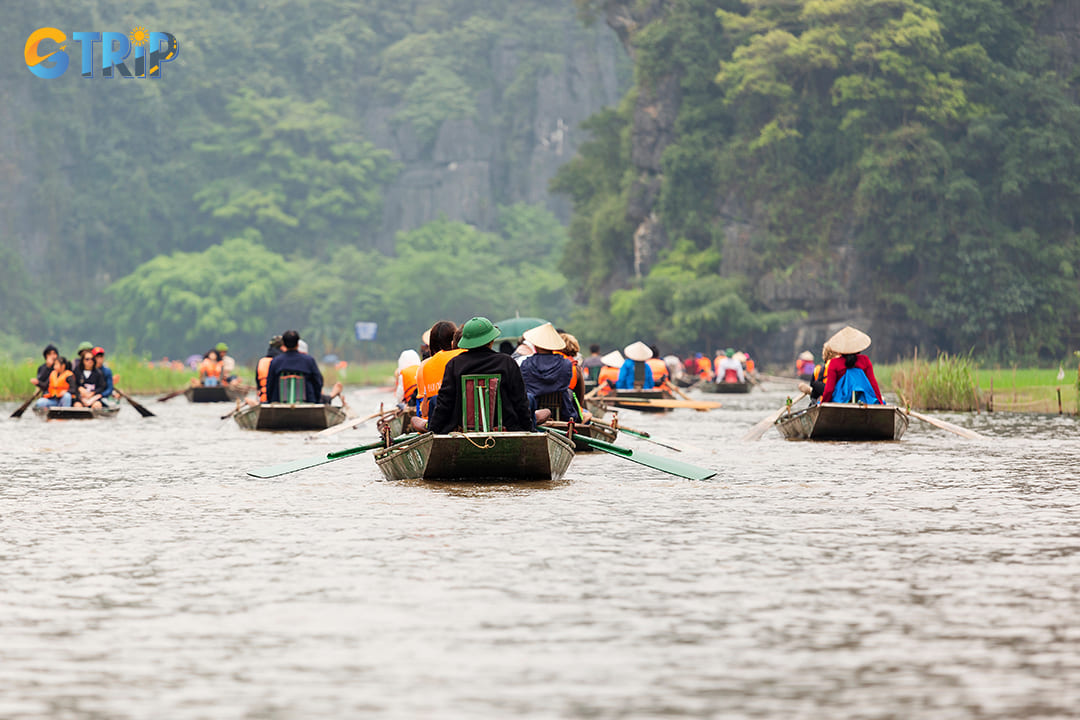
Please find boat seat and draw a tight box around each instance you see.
[279,374,304,404]
[535,392,565,421]
[461,374,503,432]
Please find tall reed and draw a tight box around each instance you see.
[890,352,980,411]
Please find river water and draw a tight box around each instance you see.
[2,384,1077,719]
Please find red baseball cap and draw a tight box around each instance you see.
[92,347,105,356]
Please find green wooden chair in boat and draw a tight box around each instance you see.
[278,374,305,405]
[461,374,503,432]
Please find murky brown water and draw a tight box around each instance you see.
[2,384,1078,719]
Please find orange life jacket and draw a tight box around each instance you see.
[697,357,713,379]
[200,358,222,380]
[257,356,273,402]
[417,349,466,417]
[398,364,419,403]
[47,368,73,398]
[745,358,755,373]
[647,358,669,388]
[597,366,620,396]
[557,352,581,392]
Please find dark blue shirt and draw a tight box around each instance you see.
[266,350,323,403]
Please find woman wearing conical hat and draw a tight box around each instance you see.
[796,350,815,380]
[616,341,655,390]
[820,326,885,405]
[596,350,623,396]
[520,323,582,422]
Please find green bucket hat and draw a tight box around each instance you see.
[215,342,228,352]
[457,317,500,349]
[76,341,93,353]
[725,347,735,356]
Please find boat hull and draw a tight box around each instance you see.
[32,405,121,421]
[374,431,575,482]
[234,403,347,431]
[775,403,908,441]
[184,385,247,403]
[699,381,752,394]
[587,389,675,414]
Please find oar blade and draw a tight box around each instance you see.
[247,453,338,479]
[550,429,715,480]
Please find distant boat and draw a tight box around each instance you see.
[234,403,347,431]
[587,389,676,414]
[775,403,908,441]
[33,405,121,421]
[699,380,752,394]
[185,385,247,403]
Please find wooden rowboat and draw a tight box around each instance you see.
[32,405,121,421]
[587,389,675,414]
[544,421,617,451]
[373,431,575,482]
[775,403,908,441]
[234,403,347,431]
[184,385,247,403]
[699,380,753,394]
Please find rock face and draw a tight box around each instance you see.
[366,21,625,251]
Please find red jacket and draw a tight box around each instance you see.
[822,355,884,404]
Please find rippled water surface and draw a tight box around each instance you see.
[2,384,1078,719]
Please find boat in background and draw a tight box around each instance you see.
[33,406,121,421]
[775,403,908,441]
[699,381,753,394]
[234,403,347,431]
[373,431,575,482]
[587,389,675,415]
[185,385,248,403]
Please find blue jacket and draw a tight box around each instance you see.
[520,353,578,421]
[100,365,114,399]
[616,359,653,390]
[266,349,323,403]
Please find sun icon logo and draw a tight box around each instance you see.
[129,26,150,47]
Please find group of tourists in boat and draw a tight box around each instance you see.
[31,342,114,410]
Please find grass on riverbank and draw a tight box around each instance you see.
[0,358,400,401]
[881,354,1076,413]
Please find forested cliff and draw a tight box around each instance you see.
[563,0,1080,361]
[0,1,626,358]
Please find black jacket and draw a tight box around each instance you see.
[267,349,323,403]
[429,346,533,433]
[72,366,106,397]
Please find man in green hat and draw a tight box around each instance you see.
[421,317,538,434]
[715,347,745,384]
[215,342,238,384]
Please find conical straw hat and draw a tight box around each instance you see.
[624,341,653,362]
[601,350,624,368]
[827,326,871,355]
[798,350,814,361]
[522,322,565,351]
[421,329,431,345]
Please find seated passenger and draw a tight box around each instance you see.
[199,350,223,387]
[520,323,579,422]
[596,351,623,396]
[646,344,670,390]
[796,351,815,380]
[395,349,421,409]
[254,335,284,404]
[416,321,465,418]
[821,326,885,405]
[32,344,59,390]
[617,342,655,389]
[36,357,73,408]
[92,347,114,405]
[216,342,238,384]
[266,330,324,403]
[715,348,746,384]
[695,353,713,381]
[72,350,107,408]
[419,317,538,434]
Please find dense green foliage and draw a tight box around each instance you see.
[106,205,570,359]
[560,0,1080,360]
[0,0,617,359]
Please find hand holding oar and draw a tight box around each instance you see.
[903,408,985,440]
[742,393,808,441]
[114,388,155,418]
[545,428,714,480]
[248,434,418,479]
[10,389,43,419]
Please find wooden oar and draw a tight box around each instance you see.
[157,387,187,402]
[589,419,683,452]
[545,428,714,480]
[308,408,394,440]
[742,392,808,441]
[114,388,155,418]
[10,389,43,418]
[248,434,419,479]
[903,408,985,440]
[220,400,243,421]
[600,398,722,410]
